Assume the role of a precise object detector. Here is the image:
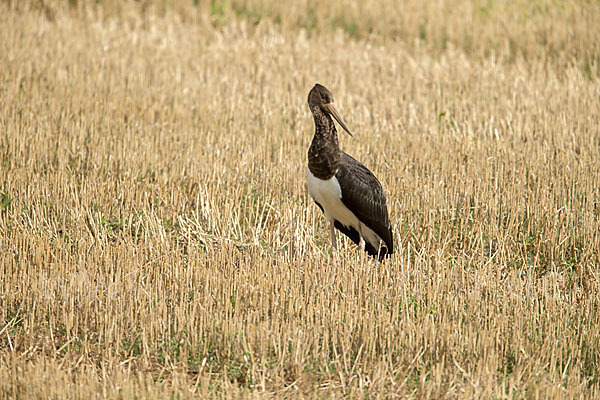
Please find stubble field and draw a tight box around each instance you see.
[1,0,600,398]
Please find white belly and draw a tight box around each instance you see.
[306,167,383,249]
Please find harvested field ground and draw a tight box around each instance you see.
[1,0,600,398]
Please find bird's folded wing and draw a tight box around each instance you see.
[336,152,393,252]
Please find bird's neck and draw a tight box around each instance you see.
[308,106,341,180]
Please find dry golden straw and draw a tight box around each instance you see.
[1,0,599,398]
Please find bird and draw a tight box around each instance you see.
[306,83,393,261]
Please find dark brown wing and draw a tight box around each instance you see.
[336,152,393,258]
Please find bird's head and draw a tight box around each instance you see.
[308,83,353,137]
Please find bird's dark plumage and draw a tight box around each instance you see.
[336,152,393,259]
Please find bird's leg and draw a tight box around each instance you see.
[377,242,382,260]
[329,220,337,251]
[355,221,368,268]
[357,221,366,252]
[329,220,339,266]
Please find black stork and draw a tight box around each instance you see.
[306,83,393,261]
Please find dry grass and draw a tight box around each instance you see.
[1,0,600,398]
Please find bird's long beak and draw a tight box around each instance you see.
[323,103,353,137]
